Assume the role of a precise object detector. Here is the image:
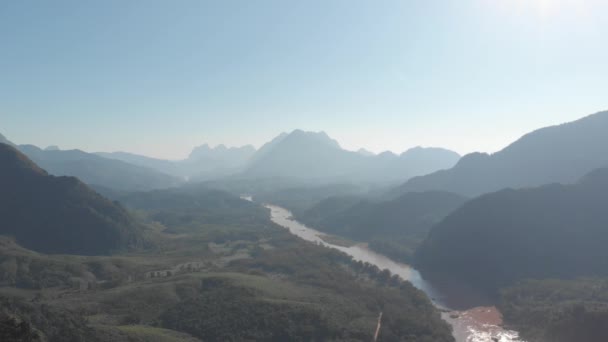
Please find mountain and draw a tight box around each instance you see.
[415,167,608,292]
[247,132,289,165]
[19,145,181,191]
[184,144,256,181]
[95,151,182,177]
[242,130,348,180]
[97,132,460,184]
[303,191,467,240]
[241,130,460,183]
[357,148,375,156]
[97,144,256,181]
[396,110,608,197]
[253,183,371,216]
[188,143,255,164]
[0,143,142,255]
[298,191,467,262]
[0,132,14,146]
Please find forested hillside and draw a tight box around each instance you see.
[416,168,608,290]
[0,143,143,255]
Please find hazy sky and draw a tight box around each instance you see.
[1,0,607,159]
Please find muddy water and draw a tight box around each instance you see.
[266,204,523,342]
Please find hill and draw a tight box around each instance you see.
[97,144,256,181]
[0,143,143,255]
[112,184,272,230]
[18,145,181,191]
[298,191,467,262]
[0,163,454,342]
[396,110,608,197]
[242,130,460,183]
[415,167,608,292]
[95,151,182,177]
[0,132,14,146]
[188,143,255,165]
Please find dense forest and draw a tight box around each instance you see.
[499,278,608,342]
[0,143,143,255]
[415,168,608,291]
[413,168,608,341]
[291,191,466,262]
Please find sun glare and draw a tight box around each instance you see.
[493,0,595,22]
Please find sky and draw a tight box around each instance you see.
[1,0,607,159]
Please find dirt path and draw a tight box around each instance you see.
[373,311,383,342]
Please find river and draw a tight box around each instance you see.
[264,203,523,342]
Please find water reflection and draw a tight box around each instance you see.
[265,204,523,342]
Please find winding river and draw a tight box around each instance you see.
[264,203,523,342]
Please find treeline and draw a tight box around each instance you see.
[415,169,608,292]
[294,191,466,263]
[231,239,454,342]
[0,296,102,342]
[499,278,608,342]
[114,185,271,231]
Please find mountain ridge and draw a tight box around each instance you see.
[415,167,608,291]
[0,143,143,255]
[19,145,181,191]
[396,110,608,197]
[241,130,460,182]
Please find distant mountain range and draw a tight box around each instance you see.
[240,130,460,183]
[0,143,142,255]
[395,110,608,197]
[18,145,181,192]
[97,143,256,181]
[415,167,608,291]
[357,148,375,156]
[6,110,608,192]
[0,133,179,192]
[96,130,459,185]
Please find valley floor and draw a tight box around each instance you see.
[0,203,453,342]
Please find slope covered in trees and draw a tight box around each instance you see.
[297,191,467,262]
[498,278,608,342]
[415,168,608,291]
[18,145,181,191]
[0,171,455,342]
[0,143,142,255]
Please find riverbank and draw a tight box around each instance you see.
[266,203,522,342]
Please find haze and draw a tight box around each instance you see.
[3,2,608,342]
[2,0,607,159]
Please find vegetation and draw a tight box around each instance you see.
[0,296,101,342]
[113,184,271,230]
[17,144,181,192]
[253,184,368,217]
[0,152,454,341]
[499,278,608,342]
[415,168,608,293]
[412,168,608,340]
[0,143,143,255]
[296,191,466,263]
